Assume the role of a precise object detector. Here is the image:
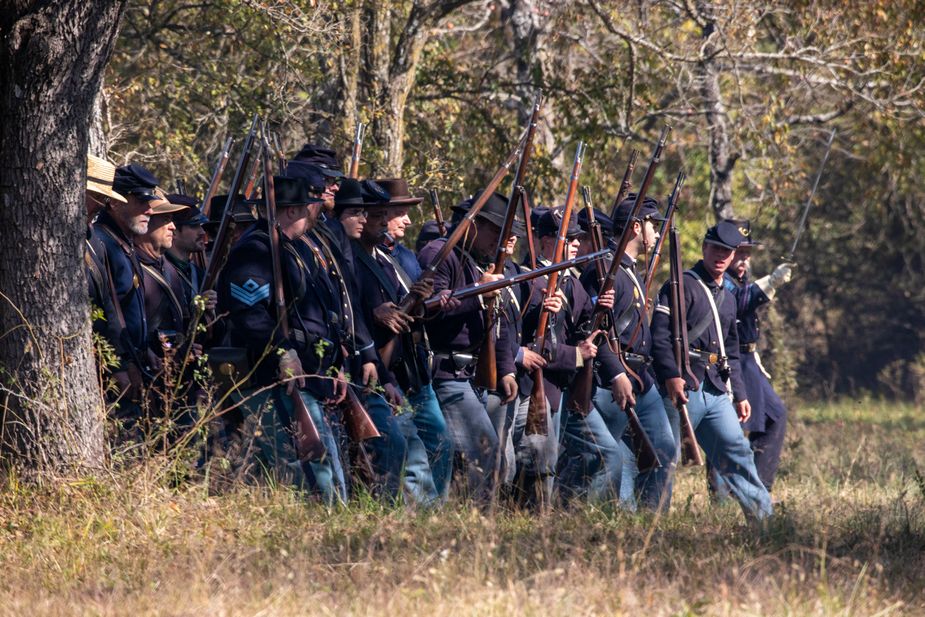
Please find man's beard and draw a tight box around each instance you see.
[128,219,149,235]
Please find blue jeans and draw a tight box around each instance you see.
[663,382,773,521]
[433,378,498,502]
[558,395,622,504]
[408,384,452,500]
[593,384,676,510]
[233,387,347,506]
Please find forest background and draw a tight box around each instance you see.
[95,0,925,401]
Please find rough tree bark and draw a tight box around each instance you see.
[0,0,126,474]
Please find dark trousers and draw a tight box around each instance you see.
[748,411,787,492]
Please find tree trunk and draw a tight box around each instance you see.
[0,0,126,475]
[695,8,737,221]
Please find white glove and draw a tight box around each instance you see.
[769,263,793,287]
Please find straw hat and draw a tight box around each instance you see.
[86,154,127,203]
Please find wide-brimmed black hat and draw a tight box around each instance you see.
[534,206,584,239]
[206,194,259,231]
[612,193,666,229]
[725,218,763,248]
[577,207,615,238]
[113,163,161,201]
[451,190,526,235]
[704,220,746,250]
[334,178,390,213]
[292,143,344,178]
[415,220,445,252]
[373,178,424,206]
[165,193,207,225]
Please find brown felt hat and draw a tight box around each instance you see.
[149,188,189,215]
[374,178,424,206]
[86,154,127,203]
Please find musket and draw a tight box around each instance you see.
[429,189,447,236]
[525,141,585,436]
[474,91,542,391]
[271,130,287,174]
[193,136,234,271]
[786,128,836,262]
[522,189,538,270]
[581,186,607,287]
[261,122,326,461]
[348,122,366,179]
[668,224,703,466]
[610,148,639,218]
[242,152,262,200]
[565,126,671,418]
[422,248,610,311]
[643,170,686,296]
[200,114,260,294]
[377,130,527,368]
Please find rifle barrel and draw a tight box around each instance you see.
[788,128,836,261]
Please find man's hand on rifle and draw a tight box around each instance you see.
[519,347,547,372]
[200,289,218,312]
[279,349,305,395]
[596,289,615,310]
[329,370,348,405]
[476,265,504,299]
[373,302,414,334]
[736,399,752,423]
[500,374,518,404]
[383,382,404,408]
[429,289,460,313]
[542,289,566,313]
[408,278,434,300]
[610,373,636,410]
[361,361,378,387]
[577,330,603,362]
[665,377,688,407]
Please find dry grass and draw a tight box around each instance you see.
[1,397,923,616]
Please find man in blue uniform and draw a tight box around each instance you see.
[217,174,347,504]
[583,196,677,511]
[718,220,793,494]
[650,221,773,522]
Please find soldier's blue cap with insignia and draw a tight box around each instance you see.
[704,220,746,249]
[534,206,585,239]
[452,191,525,236]
[283,160,328,194]
[166,194,208,225]
[269,176,324,208]
[577,207,614,237]
[292,144,344,178]
[725,218,763,248]
[612,193,666,229]
[113,163,161,201]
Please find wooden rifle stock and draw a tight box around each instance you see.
[348,122,365,179]
[377,132,527,369]
[668,224,703,466]
[242,150,262,200]
[475,92,542,391]
[610,148,639,217]
[193,135,234,271]
[339,384,381,443]
[565,127,671,418]
[525,141,585,435]
[429,189,447,236]
[421,249,609,311]
[261,124,326,462]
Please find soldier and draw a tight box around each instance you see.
[353,177,451,503]
[164,194,208,304]
[217,174,347,504]
[90,163,160,415]
[583,196,677,510]
[650,221,773,521]
[289,145,343,215]
[417,194,513,502]
[524,207,620,504]
[715,221,793,494]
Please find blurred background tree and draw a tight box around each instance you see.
[101,0,925,400]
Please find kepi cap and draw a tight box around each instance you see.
[704,220,746,250]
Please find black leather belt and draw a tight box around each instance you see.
[433,351,478,375]
[740,342,757,353]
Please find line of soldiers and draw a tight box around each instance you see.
[83,138,794,521]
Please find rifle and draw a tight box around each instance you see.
[610,148,639,218]
[200,114,260,295]
[668,224,704,466]
[194,135,234,271]
[525,141,585,436]
[522,189,538,270]
[339,384,381,443]
[242,151,262,200]
[348,122,366,179]
[175,179,186,195]
[422,248,610,311]
[565,126,671,418]
[581,186,607,287]
[786,127,836,262]
[377,132,526,369]
[261,123,326,462]
[474,92,542,391]
[429,189,447,236]
[271,131,287,174]
[643,170,685,294]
